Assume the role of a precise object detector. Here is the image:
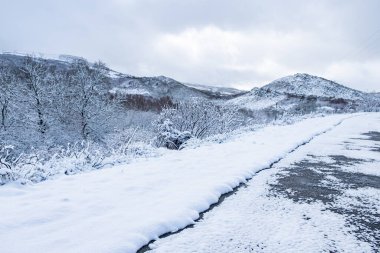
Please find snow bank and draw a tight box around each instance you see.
[150,170,372,253]
[0,113,361,253]
[149,112,380,253]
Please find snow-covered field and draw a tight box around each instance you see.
[149,113,380,252]
[0,113,372,253]
[229,93,286,110]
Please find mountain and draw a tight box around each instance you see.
[0,53,244,112]
[229,73,380,117]
[261,73,365,100]
[1,53,378,116]
[183,83,247,98]
[1,53,379,152]
[108,74,248,111]
[111,75,216,101]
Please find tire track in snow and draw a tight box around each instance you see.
[137,116,354,253]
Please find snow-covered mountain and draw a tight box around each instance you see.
[183,82,247,97]
[229,73,379,116]
[108,75,248,111]
[111,75,212,101]
[1,52,379,172]
[261,73,365,100]
[0,53,244,112]
[109,75,248,106]
[1,53,378,116]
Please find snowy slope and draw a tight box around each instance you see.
[262,73,365,100]
[229,73,380,113]
[0,114,361,253]
[229,88,287,111]
[184,83,247,97]
[110,75,248,102]
[0,54,215,104]
[2,53,377,113]
[111,75,212,101]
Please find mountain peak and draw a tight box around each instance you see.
[275,73,327,83]
[262,73,364,100]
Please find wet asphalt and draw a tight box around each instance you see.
[138,131,380,253]
[270,131,380,250]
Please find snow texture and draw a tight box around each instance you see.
[109,87,150,95]
[230,93,286,110]
[184,82,245,96]
[228,73,380,113]
[0,114,367,253]
[149,113,380,253]
[263,73,365,100]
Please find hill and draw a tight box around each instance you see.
[229,73,380,119]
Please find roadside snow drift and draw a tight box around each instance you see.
[149,113,380,253]
[0,114,357,253]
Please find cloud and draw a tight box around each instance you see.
[147,25,375,90]
[150,26,302,86]
[0,0,379,91]
[324,60,380,92]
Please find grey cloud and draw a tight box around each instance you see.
[0,0,379,91]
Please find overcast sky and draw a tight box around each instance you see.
[1,0,379,91]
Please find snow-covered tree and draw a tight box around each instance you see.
[66,59,111,140]
[0,64,16,131]
[155,100,243,148]
[19,56,53,135]
[155,119,191,149]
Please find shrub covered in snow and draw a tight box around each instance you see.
[0,146,16,185]
[154,100,244,149]
[0,145,48,185]
[155,119,192,149]
[0,138,160,185]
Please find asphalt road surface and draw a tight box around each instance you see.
[146,115,380,253]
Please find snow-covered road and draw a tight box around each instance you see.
[148,113,380,253]
[0,113,377,253]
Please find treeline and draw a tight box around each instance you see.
[0,55,126,150]
[110,93,174,112]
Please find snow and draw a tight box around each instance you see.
[149,112,380,252]
[0,113,374,253]
[109,87,150,95]
[227,73,380,113]
[0,167,11,175]
[230,94,286,110]
[150,172,371,253]
[343,162,380,176]
[155,76,176,83]
[184,82,245,96]
[263,73,365,100]
[107,70,124,79]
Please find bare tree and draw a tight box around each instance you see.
[19,56,52,135]
[156,100,243,141]
[67,59,111,140]
[0,64,16,131]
